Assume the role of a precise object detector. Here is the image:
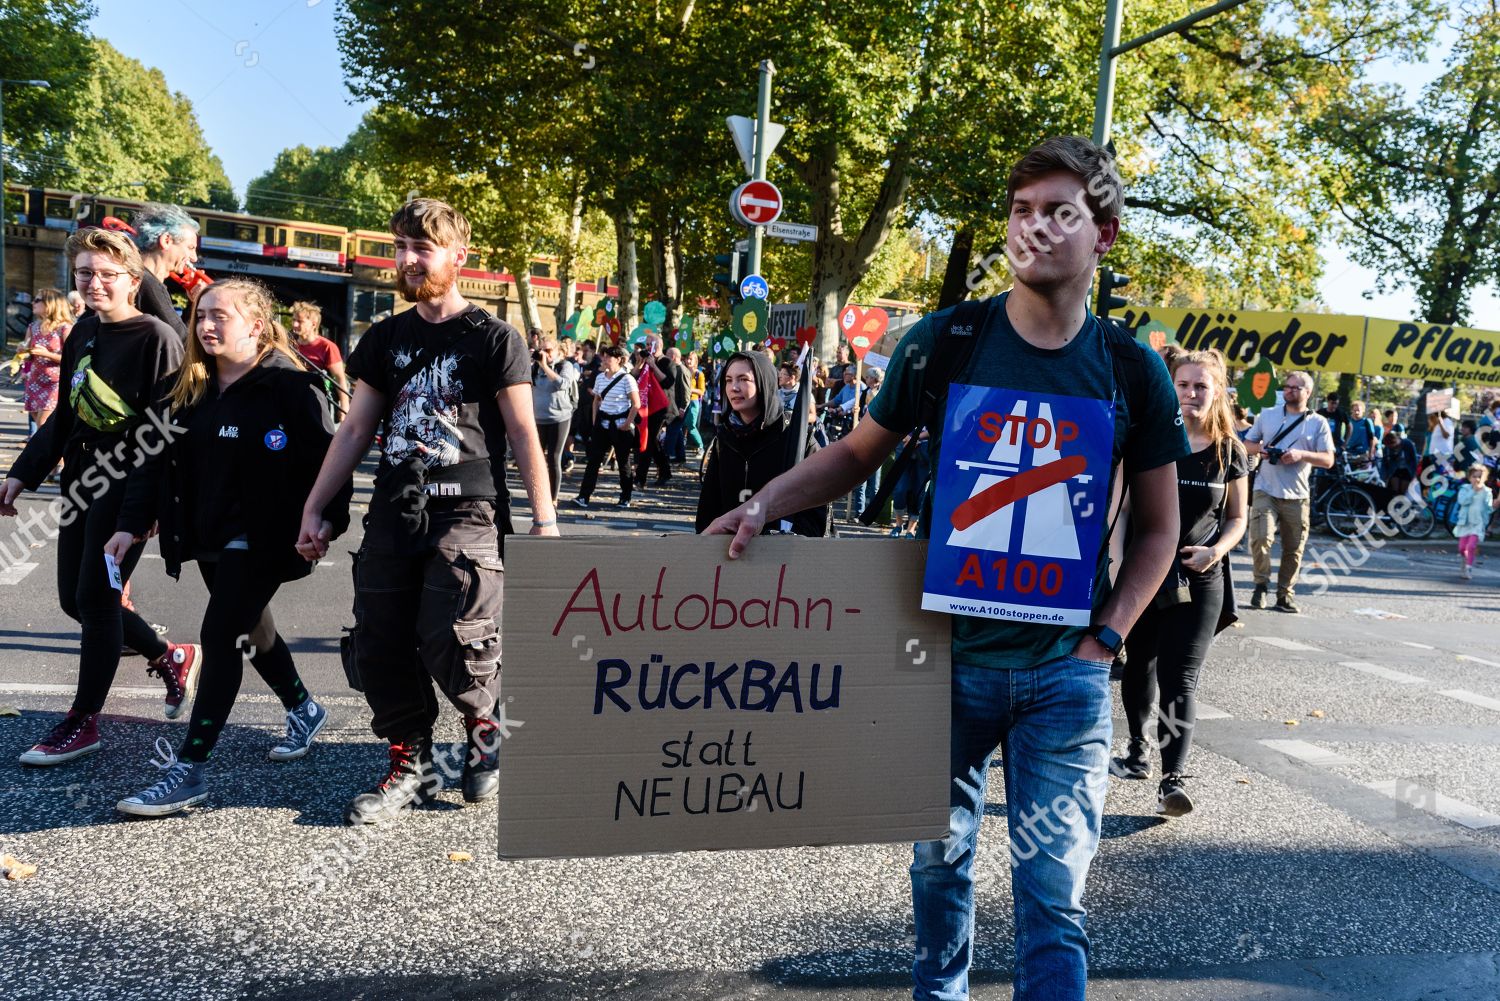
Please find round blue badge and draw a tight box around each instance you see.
[263,429,287,451]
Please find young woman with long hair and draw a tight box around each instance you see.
[21,288,73,434]
[106,278,350,816]
[1112,348,1248,817]
[2,228,198,766]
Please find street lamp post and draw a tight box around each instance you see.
[0,78,52,348]
[1092,0,1252,146]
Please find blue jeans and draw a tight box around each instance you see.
[664,414,687,464]
[853,467,882,518]
[911,657,1112,1001]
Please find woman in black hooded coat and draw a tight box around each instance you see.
[695,351,828,536]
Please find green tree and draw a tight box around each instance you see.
[245,112,406,229]
[1307,2,1498,328]
[917,0,1434,317]
[4,29,235,209]
[0,0,96,174]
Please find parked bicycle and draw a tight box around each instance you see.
[1312,455,1437,541]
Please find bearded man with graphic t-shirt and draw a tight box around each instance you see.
[707,136,1187,1001]
[297,199,559,825]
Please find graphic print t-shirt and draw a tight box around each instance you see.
[346,306,529,473]
[868,292,1187,670]
[1176,440,1248,578]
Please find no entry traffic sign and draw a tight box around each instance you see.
[730,180,784,227]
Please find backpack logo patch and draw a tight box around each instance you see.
[263,429,287,451]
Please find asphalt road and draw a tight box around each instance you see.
[0,387,1498,1001]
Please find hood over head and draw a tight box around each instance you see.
[716,350,784,432]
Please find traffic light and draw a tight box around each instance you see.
[712,252,741,290]
[712,248,750,314]
[1095,267,1129,320]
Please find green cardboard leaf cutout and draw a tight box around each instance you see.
[561,310,582,339]
[1136,319,1175,353]
[711,333,738,359]
[675,315,695,353]
[591,300,617,328]
[643,300,667,326]
[1236,357,1279,413]
[732,298,769,342]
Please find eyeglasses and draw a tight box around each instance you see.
[75,268,129,285]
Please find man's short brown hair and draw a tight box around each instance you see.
[1006,136,1124,225]
[389,198,471,248]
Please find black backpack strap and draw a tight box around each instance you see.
[1096,314,1158,550]
[1096,315,1149,439]
[387,306,489,398]
[857,297,993,525]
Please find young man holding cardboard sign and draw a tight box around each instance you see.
[708,136,1186,1001]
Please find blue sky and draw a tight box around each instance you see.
[90,0,1497,327]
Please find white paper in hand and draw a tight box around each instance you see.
[103,553,123,592]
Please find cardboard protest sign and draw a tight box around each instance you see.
[499,536,951,860]
[923,385,1114,626]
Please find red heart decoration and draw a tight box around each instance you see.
[841,304,876,359]
[795,325,816,348]
[839,304,863,337]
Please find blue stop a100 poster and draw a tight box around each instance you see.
[922,384,1116,627]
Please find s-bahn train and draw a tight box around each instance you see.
[4,184,617,350]
[7,184,350,268]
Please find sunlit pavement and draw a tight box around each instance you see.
[2,390,1498,1000]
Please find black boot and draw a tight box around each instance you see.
[1250,583,1268,609]
[344,737,438,825]
[462,717,500,804]
[1110,738,1151,780]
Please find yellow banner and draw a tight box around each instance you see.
[1117,305,1500,382]
[1117,306,1366,374]
[1363,319,1500,383]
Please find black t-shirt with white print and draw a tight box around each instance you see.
[347,304,529,518]
[1176,439,1249,578]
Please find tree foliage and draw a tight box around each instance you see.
[244,112,402,229]
[1304,0,1499,326]
[2,7,235,211]
[323,0,1463,364]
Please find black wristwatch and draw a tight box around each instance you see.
[1089,624,1124,657]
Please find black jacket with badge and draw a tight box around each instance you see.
[118,350,352,583]
[695,351,829,537]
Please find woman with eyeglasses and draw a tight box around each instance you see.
[0,227,200,767]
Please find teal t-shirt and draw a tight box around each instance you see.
[867,292,1188,669]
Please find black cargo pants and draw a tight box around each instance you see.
[349,500,504,741]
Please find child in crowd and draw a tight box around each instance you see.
[1454,464,1493,581]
